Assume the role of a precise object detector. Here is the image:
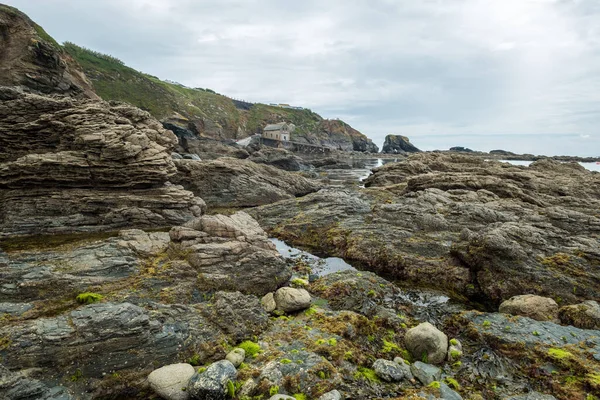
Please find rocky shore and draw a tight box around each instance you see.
[1,4,599,400]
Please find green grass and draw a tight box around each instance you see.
[238,341,261,357]
[75,292,103,304]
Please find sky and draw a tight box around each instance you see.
[8,0,600,156]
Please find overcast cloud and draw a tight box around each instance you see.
[8,0,600,156]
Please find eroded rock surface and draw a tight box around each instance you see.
[173,157,320,208]
[251,153,600,306]
[0,88,204,236]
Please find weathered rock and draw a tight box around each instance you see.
[148,363,195,400]
[225,348,245,367]
[252,153,600,306]
[273,287,311,313]
[372,359,405,382]
[170,212,291,295]
[439,383,463,400]
[410,361,441,385]
[0,6,97,98]
[248,147,310,171]
[317,390,342,400]
[0,88,204,237]
[0,302,33,315]
[0,365,74,400]
[405,322,448,365]
[187,360,237,400]
[393,357,414,381]
[172,157,320,208]
[499,295,559,322]
[505,392,557,400]
[381,134,421,154]
[558,300,600,329]
[261,292,277,313]
[268,395,296,400]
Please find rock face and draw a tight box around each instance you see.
[0,5,96,98]
[148,363,195,400]
[558,300,600,329]
[251,153,600,306]
[499,294,559,322]
[173,157,319,208]
[404,322,448,365]
[0,87,204,237]
[169,212,291,295]
[247,147,310,171]
[381,135,421,154]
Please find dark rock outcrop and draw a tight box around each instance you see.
[173,158,319,208]
[0,5,96,98]
[0,88,204,237]
[381,135,421,154]
[449,146,474,152]
[251,153,600,306]
[247,147,310,171]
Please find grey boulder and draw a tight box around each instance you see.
[148,363,195,400]
[187,360,237,400]
[499,294,559,322]
[405,322,448,364]
[225,348,246,367]
[273,287,311,313]
[372,359,405,382]
[410,361,441,385]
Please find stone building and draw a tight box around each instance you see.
[262,123,294,141]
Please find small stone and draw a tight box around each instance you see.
[187,360,237,400]
[148,363,195,400]
[372,359,405,382]
[439,382,463,400]
[447,339,463,362]
[318,389,342,400]
[226,348,245,367]
[410,361,441,385]
[393,357,414,381]
[269,395,296,400]
[273,287,311,312]
[499,294,559,322]
[404,322,448,365]
[261,292,277,313]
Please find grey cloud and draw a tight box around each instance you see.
[7,0,600,156]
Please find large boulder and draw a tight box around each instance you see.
[187,360,237,400]
[0,88,204,237]
[169,212,291,295]
[273,287,311,313]
[172,157,319,208]
[381,134,421,154]
[404,322,448,365]
[148,363,195,400]
[499,294,559,322]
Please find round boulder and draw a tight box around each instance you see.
[499,294,559,322]
[274,287,311,312]
[187,360,237,400]
[404,322,448,365]
[148,363,195,400]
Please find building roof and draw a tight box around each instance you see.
[264,123,287,131]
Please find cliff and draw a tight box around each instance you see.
[0,5,96,98]
[62,43,378,152]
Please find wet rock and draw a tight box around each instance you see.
[499,295,559,322]
[558,300,600,329]
[410,361,441,385]
[405,322,448,365]
[273,287,311,313]
[172,157,319,208]
[317,390,342,400]
[261,292,277,313]
[225,348,245,367]
[372,359,405,382]
[148,363,195,400]
[187,360,237,400]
